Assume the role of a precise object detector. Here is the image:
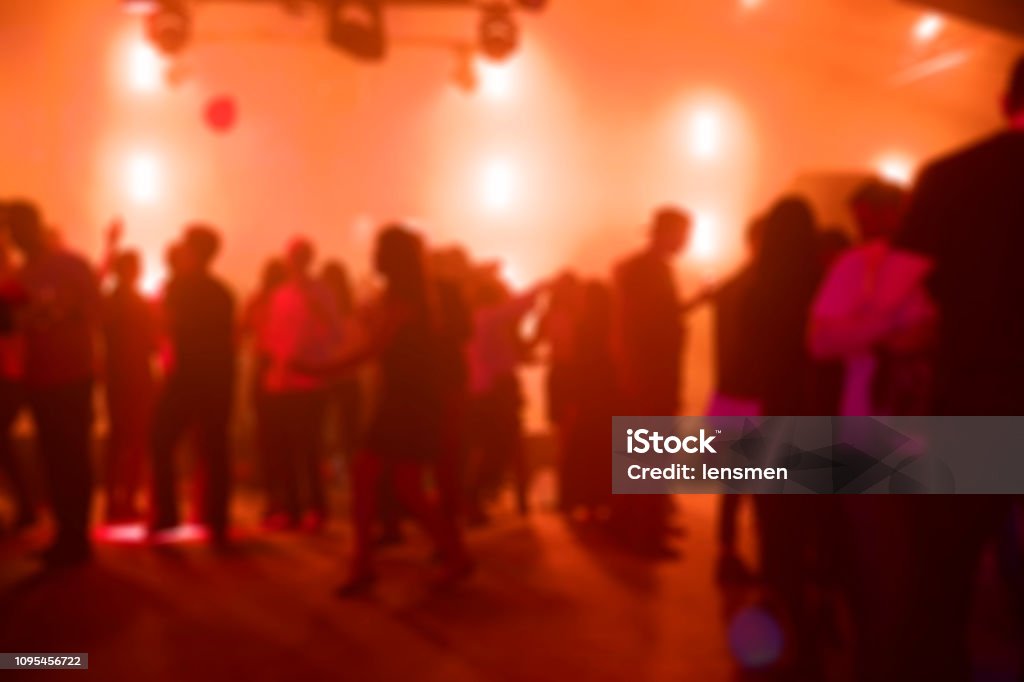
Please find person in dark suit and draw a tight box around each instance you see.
[840,55,1024,682]
[150,224,236,546]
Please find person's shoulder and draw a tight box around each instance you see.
[920,131,1023,182]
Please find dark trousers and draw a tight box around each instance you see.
[263,390,328,522]
[0,379,34,526]
[151,379,232,537]
[28,380,94,551]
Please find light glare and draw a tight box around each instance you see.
[480,157,517,212]
[125,37,164,93]
[876,155,915,186]
[126,152,162,204]
[914,14,944,43]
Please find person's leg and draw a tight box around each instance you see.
[0,380,35,528]
[434,389,466,522]
[149,383,190,531]
[392,459,469,571]
[265,392,300,525]
[29,380,95,560]
[336,451,384,595]
[299,390,328,521]
[197,390,232,544]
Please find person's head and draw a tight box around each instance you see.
[374,223,427,298]
[113,250,142,289]
[180,223,221,274]
[5,200,46,258]
[1003,55,1024,126]
[285,237,315,279]
[260,258,287,295]
[849,178,907,241]
[757,196,821,289]
[648,206,692,258]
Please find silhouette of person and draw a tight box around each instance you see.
[260,238,343,531]
[319,260,363,469]
[612,207,691,416]
[809,180,935,417]
[150,224,236,546]
[241,258,287,526]
[0,217,36,533]
[707,216,764,586]
[744,196,831,678]
[465,269,540,521]
[101,248,159,523]
[608,207,691,557]
[309,224,472,596]
[839,56,1024,682]
[6,200,100,566]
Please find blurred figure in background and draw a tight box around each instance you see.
[809,180,934,417]
[559,281,616,518]
[150,224,236,546]
[536,272,584,510]
[260,238,342,532]
[241,258,287,526]
[429,249,474,526]
[609,206,691,557]
[7,200,100,566]
[465,268,541,522]
[0,220,35,534]
[101,245,159,524]
[319,260,363,470]
[706,216,764,585]
[311,224,471,596]
[834,55,1024,682]
[745,196,829,678]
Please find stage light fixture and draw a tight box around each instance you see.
[327,0,387,60]
[478,4,519,62]
[144,1,192,56]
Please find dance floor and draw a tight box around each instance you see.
[0,486,1018,681]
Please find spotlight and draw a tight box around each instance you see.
[478,4,519,62]
[144,1,191,56]
[327,0,386,60]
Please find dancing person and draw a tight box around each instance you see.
[609,206,691,557]
[536,272,584,510]
[429,250,474,526]
[707,217,764,585]
[0,224,35,533]
[101,247,159,523]
[745,196,831,678]
[319,260,363,468]
[260,238,342,531]
[241,258,287,527]
[150,224,236,546]
[306,224,472,596]
[6,200,100,566]
[465,268,540,522]
[809,179,935,417]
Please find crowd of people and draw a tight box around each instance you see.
[1,52,1023,681]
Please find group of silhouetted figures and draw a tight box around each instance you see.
[2,54,1024,682]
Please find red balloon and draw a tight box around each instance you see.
[204,96,237,133]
